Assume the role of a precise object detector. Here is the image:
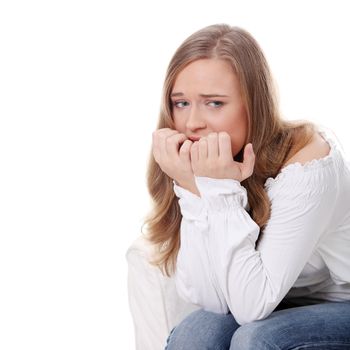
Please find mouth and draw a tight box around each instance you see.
[188,135,202,142]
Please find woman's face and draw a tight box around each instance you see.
[171,58,248,158]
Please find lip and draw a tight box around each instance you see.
[188,135,202,142]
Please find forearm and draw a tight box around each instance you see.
[173,181,228,313]
[194,175,335,325]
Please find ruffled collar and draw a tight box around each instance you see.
[264,128,344,190]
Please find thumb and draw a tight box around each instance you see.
[240,143,255,180]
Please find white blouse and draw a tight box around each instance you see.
[173,129,350,325]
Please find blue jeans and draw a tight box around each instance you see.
[164,298,350,349]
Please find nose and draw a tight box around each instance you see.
[185,105,206,131]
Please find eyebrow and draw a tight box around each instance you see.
[170,92,229,98]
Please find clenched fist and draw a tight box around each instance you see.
[152,129,255,196]
[190,132,255,182]
[152,128,200,196]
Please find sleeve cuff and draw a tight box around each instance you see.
[194,176,249,212]
[173,180,207,221]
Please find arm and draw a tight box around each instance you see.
[194,172,337,325]
[151,129,232,314]
[173,181,230,314]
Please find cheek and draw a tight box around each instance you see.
[224,115,248,156]
[212,119,242,135]
[173,117,185,132]
[226,109,248,137]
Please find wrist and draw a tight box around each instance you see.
[176,180,201,197]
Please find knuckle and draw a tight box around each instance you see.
[160,128,176,137]
[179,143,189,154]
[176,133,186,140]
[152,130,160,139]
[191,141,198,146]
[166,132,182,143]
[156,128,166,135]
[165,135,173,144]
[219,131,230,139]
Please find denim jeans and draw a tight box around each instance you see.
[164,298,350,349]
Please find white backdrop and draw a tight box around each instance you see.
[1,0,349,349]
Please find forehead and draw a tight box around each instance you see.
[172,58,238,92]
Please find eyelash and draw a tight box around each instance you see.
[172,101,224,108]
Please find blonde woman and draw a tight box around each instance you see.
[144,24,350,349]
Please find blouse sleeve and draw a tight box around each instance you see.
[172,181,229,314]
[174,167,338,325]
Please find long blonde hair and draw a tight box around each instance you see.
[142,24,317,277]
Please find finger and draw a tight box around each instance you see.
[152,130,162,162]
[153,128,177,142]
[240,143,256,179]
[179,140,193,162]
[166,133,188,156]
[158,129,179,157]
[198,138,208,160]
[154,127,175,134]
[153,128,178,148]
[152,128,178,162]
[218,132,233,160]
[207,132,219,159]
[190,141,199,163]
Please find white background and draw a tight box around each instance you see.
[0,0,349,349]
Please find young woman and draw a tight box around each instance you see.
[143,24,350,349]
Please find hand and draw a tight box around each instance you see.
[152,128,200,195]
[190,132,255,182]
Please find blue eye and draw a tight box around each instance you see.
[208,101,223,108]
[172,100,224,108]
[173,101,189,108]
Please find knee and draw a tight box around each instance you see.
[230,322,273,350]
[165,309,238,350]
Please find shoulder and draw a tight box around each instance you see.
[265,131,340,192]
[282,132,331,169]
